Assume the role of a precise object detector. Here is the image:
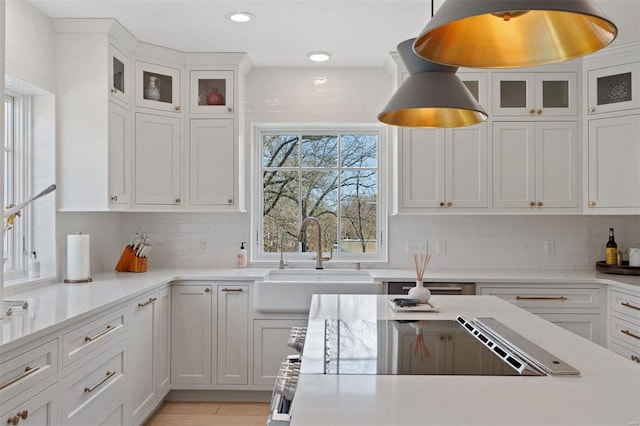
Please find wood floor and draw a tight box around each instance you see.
[144,401,271,426]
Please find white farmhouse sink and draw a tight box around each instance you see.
[254,269,383,313]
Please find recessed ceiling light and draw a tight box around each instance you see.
[308,51,331,62]
[226,12,254,23]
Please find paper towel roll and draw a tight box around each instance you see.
[66,233,91,282]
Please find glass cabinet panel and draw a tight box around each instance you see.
[542,80,569,108]
[190,70,235,115]
[500,80,528,108]
[109,44,129,105]
[588,62,640,115]
[493,72,576,116]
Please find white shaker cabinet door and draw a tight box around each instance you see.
[588,114,640,210]
[445,124,488,208]
[535,121,578,208]
[109,101,131,206]
[400,128,445,209]
[216,285,248,385]
[189,119,235,207]
[135,113,181,206]
[252,319,308,386]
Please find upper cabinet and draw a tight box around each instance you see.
[587,62,640,115]
[189,70,235,115]
[135,61,182,113]
[492,72,577,117]
[109,44,129,106]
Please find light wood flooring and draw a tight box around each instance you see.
[144,401,271,426]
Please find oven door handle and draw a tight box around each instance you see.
[402,286,463,292]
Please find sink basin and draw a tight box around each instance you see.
[254,269,382,313]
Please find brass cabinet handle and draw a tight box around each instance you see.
[537,201,543,207]
[227,199,233,204]
[175,198,181,204]
[530,201,536,207]
[536,109,542,114]
[632,355,640,363]
[0,366,40,391]
[227,106,233,112]
[7,415,19,425]
[529,109,535,114]
[111,87,117,94]
[439,202,445,207]
[588,201,596,207]
[621,329,640,341]
[588,107,596,113]
[221,288,243,292]
[516,296,568,301]
[84,370,116,393]
[137,297,157,308]
[621,302,640,311]
[446,201,452,207]
[111,195,118,202]
[84,325,116,343]
[205,288,211,293]
[16,411,28,421]
[175,106,181,111]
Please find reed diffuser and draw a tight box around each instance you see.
[409,253,432,303]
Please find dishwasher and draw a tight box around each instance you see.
[387,281,476,295]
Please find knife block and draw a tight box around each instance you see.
[115,245,148,273]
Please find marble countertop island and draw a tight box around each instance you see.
[290,294,640,426]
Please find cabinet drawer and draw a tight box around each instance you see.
[61,339,127,426]
[0,384,59,426]
[610,315,640,350]
[610,289,640,321]
[0,339,58,404]
[609,340,640,365]
[62,306,128,367]
[481,287,601,309]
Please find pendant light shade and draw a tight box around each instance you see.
[414,0,618,69]
[378,38,487,128]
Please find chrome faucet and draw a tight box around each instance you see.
[299,217,325,269]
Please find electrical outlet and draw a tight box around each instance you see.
[436,240,447,255]
[200,239,208,252]
[544,240,555,256]
[406,240,428,254]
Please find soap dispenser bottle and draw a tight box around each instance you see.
[237,242,248,268]
[28,251,40,278]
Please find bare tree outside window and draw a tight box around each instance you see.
[261,132,378,256]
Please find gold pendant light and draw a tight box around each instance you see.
[414,0,618,69]
[378,38,487,128]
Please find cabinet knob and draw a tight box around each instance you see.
[227,106,233,112]
[111,195,118,202]
[205,288,211,293]
[537,201,543,207]
[175,198,181,204]
[588,107,596,113]
[111,87,117,94]
[530,201,536,207]
[175,106,181,111]
[439,202,445,207]
[7,415,19,425]
[588,201,596,207]
[536,109,543,114]
[227,199,233,204]
[529,109,536,114]
[17,411,28,421]
[446,201,452,207]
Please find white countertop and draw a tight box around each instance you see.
[291,294,640,426]
[1,267,638,353]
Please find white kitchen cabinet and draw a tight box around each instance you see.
[492,121,578,210]
[0,384,59,426]
[478,284,604,345]
[608,287,640,363]
[587,114,640,211]
[129,286,170,425]
[135,61,181,113]
[108,101,131,207]
[189,70,235,115]
[216,284,249,385]
[587,62,640,115]
[399,123,488,211]
[252,319,308,386]
[55,20,135,211]
[189,119,236,208]
[492,72,577,117]
[171,284,213,385]
[135,113,182,207]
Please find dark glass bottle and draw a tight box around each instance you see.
[605,228,618,265]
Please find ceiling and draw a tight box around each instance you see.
[27,0,436,67]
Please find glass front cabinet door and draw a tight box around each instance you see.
[189,70,235,115]
[109,44,129,105]
[492,72,577,117]
[588,62,640,115]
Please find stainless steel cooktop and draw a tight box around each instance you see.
[301,316,579,377]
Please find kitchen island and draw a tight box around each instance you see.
[290,294,640,426]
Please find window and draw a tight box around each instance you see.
[4,94,27,278]
[256,126,386,263]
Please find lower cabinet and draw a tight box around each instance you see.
[253,319,308,386]
[217,284,248,385]
[0,384,59,426]
[129,286,171,425]
[171,284,213,385]
[608,287,640,364]
[478,284,604,345]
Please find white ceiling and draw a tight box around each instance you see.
[27,0,435,67]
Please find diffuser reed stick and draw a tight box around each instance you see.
[413,253,431,281]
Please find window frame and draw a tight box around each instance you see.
[252,123,388,265]
[3,92,30,279]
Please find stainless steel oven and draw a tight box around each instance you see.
[387,281,476,295]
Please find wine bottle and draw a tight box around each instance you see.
[605,228,618,265]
